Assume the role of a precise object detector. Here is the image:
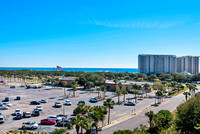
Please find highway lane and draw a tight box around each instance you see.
[101,86,199,134]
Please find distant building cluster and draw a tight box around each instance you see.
[138,54,199,75]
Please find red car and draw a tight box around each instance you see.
[41,119,56,125]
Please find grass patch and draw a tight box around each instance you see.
[169,86,189,97]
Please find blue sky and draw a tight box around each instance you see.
[0,0,200,68]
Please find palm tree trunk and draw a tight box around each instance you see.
[96,126,98,134]
[108,108,110,124]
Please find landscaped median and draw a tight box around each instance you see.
[169,86,189,97]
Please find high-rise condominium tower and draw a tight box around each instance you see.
[138,54,199,74]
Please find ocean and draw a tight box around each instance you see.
[0,67,138,73]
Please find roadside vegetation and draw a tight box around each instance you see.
[114,91,200,134]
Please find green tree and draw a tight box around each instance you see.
[71,114,84,134]
[61,81,67,96]
[72,81,78,97]
[132,90,139,103]
[116,90,121,104]
[103,98,115,124]
[145,111,154,128]
[51,128,69,134]
[122,90,128,103]
[101,85,107,99]
[183,91,191,101]
[96,87,101,98]
[143,83,150,98]
[118,82,123,91]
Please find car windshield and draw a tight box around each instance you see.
[16,110,20,112]
[37,106,41,108]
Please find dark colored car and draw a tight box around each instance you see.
[26,85,31,89]
[0,81,4,83]
[15,113,22,120]
[16,96,21,100]
[124,102,135,106]
[4,97,9,102]
[30,101,40,105]
[77,101,85,105]
[32,109,40,116]
[40,100,47,103]
[10,86,16,88]
[33,86,38,89]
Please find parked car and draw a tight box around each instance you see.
[41,119,56,125]
[15,113,22,119]
[40,99,48,103]
[4,97,9,102]
[54,102,62,108]
[38,86,41,88]
[3,103,12,107]
[30,101,40,105]
[57,118,71,126]
[36,105,42,111]
[78,101,85,105]
[22,121,38,129]
[32,109,40,116]
[56,114,68,120]
[10,86,16,88]
[23,112,31,118]
[33,86,38,89]
[64,100,72,106]
[0,115,5,123]
[47,115,62,122]
[16,96,21,100]
[26,85,31,89]
[19,85,25,87]
[0,105,9,110]
[0,81,4,83]
[15,109,21,115]
[124,102,135,106]
[89,97,98,103]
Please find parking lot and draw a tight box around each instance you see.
[0,84,155,133]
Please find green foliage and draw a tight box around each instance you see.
[51,128,69,134]
[176,93,200,134]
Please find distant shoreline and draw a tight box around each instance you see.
[0,67,138,73]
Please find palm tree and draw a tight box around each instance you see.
[101,85,107,99]
[132,84,138,90]
[132,90,139,103]
[72,81,78,97]
[145,111,154,128]
[103,98,115,124]
[170,81,177,90]
[91,109,105,134]
[187,84,198,96]
[82,118,93,134]
[96,87,101,98]
[183,91,191,101]
[143,83,150,98]
[51,80,55,89]
[156,90,163,103]
[116,90,121,104]
[61,81,67,97]
[118,82,123,91]
[71,114,84,134]
[122,90,128,103]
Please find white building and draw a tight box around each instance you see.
[138,54,199,75]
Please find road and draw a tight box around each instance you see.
[100,86,199,134]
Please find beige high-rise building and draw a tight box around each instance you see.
[138,55,199,74]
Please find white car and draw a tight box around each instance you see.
[22,121,38,129]
[64,100,72,105]
[15,109,21,115]
[0,116,5,123]
[3,103,12,107]
[47,115,62,122]
[0,105,9,110]
[36,105,42,111]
